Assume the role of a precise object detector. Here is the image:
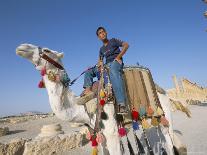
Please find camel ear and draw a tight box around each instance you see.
[57,52,64,59]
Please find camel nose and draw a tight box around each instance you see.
[16,50,23,56]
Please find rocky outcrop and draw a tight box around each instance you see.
[0,138,27,155]
[0,127,9,137]
[23,124,88,155]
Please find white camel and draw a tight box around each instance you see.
[16,43,186,155]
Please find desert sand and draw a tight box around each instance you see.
[0,104,207,155]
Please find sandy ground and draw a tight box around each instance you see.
[0,105,207,155]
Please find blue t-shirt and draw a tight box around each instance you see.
[99,38,123,64]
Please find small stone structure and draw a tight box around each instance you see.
[0,127,9,137]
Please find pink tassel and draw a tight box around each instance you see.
[86,132,91,140]
[41,67,46,76]
[118,127,126,137]
[96,132,104,144]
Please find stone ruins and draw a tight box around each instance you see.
[167,75,207,104]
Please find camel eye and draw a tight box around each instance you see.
[44,49,51,53]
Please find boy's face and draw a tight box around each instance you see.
[97,29,107,41]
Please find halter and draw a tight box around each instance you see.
[36,47,64,70]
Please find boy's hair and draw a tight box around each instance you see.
[96,27,106,36]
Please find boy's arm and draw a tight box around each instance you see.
[115,42,129,64]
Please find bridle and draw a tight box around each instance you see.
[35,47,64,70]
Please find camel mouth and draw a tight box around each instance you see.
[16,44,34,58]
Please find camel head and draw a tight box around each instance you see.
[16,43,64,71]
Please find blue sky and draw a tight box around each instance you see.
[0,0,207,117]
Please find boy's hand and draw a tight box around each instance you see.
[115,57,122,64]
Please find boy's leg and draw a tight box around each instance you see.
[82,66,98,96]
[108,61,127,113]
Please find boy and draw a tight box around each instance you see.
[82,27,129,114]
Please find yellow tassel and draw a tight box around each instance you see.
[151,117,159,126]
[99,89,105,98]
[142,119,151,129]
[92,147,98,155]
[156,107,164,116]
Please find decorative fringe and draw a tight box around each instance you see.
[118,127,127,137]
[134,133,145,154]
[151,117,159,127]
[157,107,164,116]
[55,74,60,82]
[142,119,151,129]
[96,132,104,144]
[127,137,135,155]
[120,140,125,154]
[100,111,108,120]
[160,116,169,127]
[116,114,124,124]
[99,89,105,98]
[161,147,167,155]
[91,147,98,155]
[38,80,45,88]
[40,67,46,76]
[132,121,139,131]
[86,131,91,140]
[48,71,56,81]
[99,120,104,129]
[99,99,105,106]
[132,109,139,121]
[147,106,154,116]
[139,106,146,117]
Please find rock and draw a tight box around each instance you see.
[0,127,9,137]
[23,133,84,155]
[0,138,27,155]
[38,124,64,138]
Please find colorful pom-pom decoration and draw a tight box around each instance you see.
[55,74,60,82]
[90,135,98,147]
[139,106,146,117]
[38,80,45,88]
[86,131,91,140]
[147,106,154,116]
[118,127,127,137]
[157,107,164,116]
[100,111,108,120]
[96,132,104,144]
[132,109,139,121]
[100,99,105,106]
[132,121,139,131]
[160,116,169,127]
[41,67,46,76]
[99,89,105,98]
[142,119,151,129]
[91,147,98,155]
[116,114,124,123]
[48,71,56,82]
[151,117,159,127]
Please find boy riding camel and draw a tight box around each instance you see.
[81,27,129,114]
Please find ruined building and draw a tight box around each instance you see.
[167,75,207,104]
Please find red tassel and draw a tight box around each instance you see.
[118,127,127,137]
[100,99,105,106]
[41,67,46,76]
[132,109,139,121]
[38,80,45,88]
[90,135,98,147]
